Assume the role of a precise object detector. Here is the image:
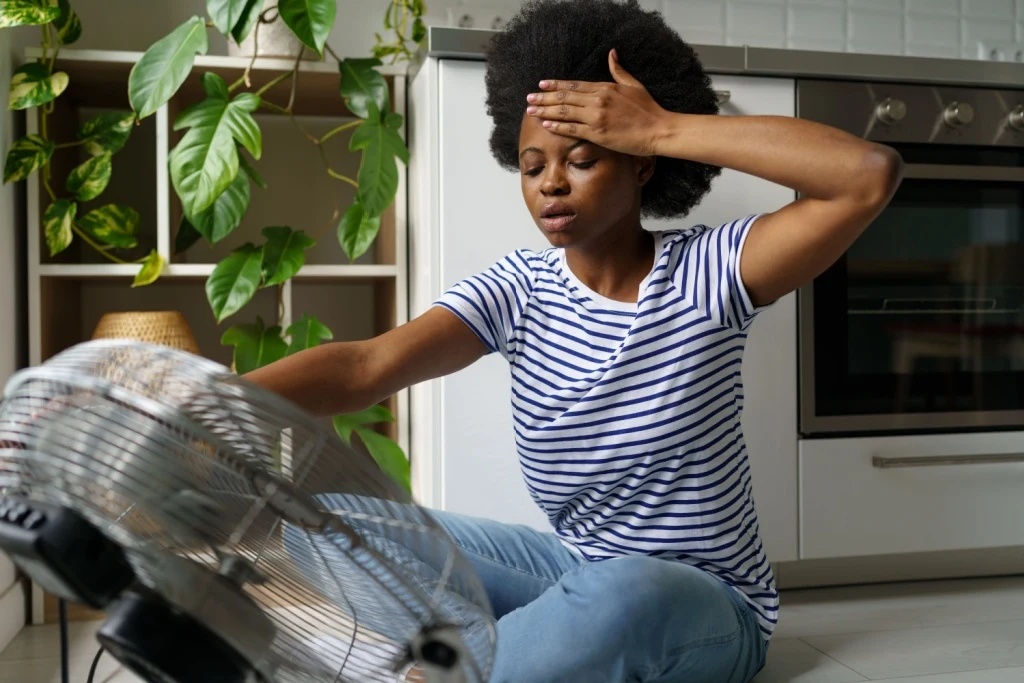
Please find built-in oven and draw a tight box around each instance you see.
[798,79,1024,435]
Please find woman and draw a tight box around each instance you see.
[249,1,903,680]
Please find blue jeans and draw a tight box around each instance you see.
[430,509,767,683]
[292,497,767,683]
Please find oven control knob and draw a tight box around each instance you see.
[943,101,974,128]
[1008,105,1024,131]
[875,98,906,125]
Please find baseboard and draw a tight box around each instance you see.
[0,581,27,654]
[774,546,1024,590]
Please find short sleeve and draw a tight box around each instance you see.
[432,250,535,360]
[672,215,768,331]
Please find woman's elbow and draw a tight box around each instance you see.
[854,144,904,211]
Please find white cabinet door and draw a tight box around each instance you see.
[674,75,800,563]
[436,60,550,529]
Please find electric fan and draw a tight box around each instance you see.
[0,339,496,683]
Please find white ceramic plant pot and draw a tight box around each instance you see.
[227,3,316,60]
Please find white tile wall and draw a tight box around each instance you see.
[450,0,1024,59]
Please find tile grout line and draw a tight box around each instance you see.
[869,663,1024,681]
[778,613,1024,642]
[795,637,872,680]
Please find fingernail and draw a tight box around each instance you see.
[542,120,553,128]
[526,106,538,115]
[527,93,538,102]
[539,80,551,88]
[612,48,619,61]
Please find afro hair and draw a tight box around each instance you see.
[484,0,722,219]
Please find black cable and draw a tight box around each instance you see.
[86,645,106,683]
[58,598,69,683]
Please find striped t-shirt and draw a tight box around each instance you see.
[434,215,779,640]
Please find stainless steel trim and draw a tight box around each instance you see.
[417,27,1024,89]
[797,285,818,435]
[903,164,1024,182]
[872,453,1024,468]
[801,409,1024,434]
[715,90,731,105]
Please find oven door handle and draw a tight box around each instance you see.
[872,453,1024,468]
[903,163,1024,182]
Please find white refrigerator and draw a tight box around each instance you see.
[408,57,801,564]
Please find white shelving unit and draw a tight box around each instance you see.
[22,48,410,624]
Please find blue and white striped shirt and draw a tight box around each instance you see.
[434,216,779,640]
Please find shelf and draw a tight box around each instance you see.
[37,263,398,280]
[24,48,408,76]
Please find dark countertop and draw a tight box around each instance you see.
[417,26,1024,89]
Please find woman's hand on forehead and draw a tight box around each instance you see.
[525,49,669,157]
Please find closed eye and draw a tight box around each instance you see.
[523,166,544,177]
[571,160,597,170]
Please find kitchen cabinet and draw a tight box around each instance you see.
[409,59,800,561]
[801,432,1024,559]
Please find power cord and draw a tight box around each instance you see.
[86,645,106,683]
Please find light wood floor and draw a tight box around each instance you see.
[3,576,1024,682]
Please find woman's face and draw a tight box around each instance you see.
[518,114,653,249]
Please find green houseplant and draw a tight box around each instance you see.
[1,0,427,492]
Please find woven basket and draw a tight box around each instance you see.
[91,311,200,355]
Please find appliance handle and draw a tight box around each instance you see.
[903,163,1024,182]
[872,453,1024,468]
[715,90,731,105]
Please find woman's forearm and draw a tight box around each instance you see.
[242,341,380,418]
[653,113,899,202]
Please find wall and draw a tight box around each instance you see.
[449,0,1024,60]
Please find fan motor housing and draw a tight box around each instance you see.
[0,496,134,608]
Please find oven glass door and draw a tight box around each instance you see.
[804,164,1024,433]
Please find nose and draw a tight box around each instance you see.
[540,165,570,197]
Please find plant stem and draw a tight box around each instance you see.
[286,49,303,112]
[254,68,295,97]
[241,15,261,88]
[325,43,342,61]
[70,225,130,264]
[326,168,358,189]
[318,119,362,145]
[53,140,87,149]
[258,99,289,114]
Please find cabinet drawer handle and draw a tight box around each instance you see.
[715,90,731,105]
[872,453,1024,468]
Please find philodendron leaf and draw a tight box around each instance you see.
[278,0,335,56]
[65,152,112,201]
[187,167,250,243]
[78,112,135,156]
[0,0,59,27]
[261,226,314,286]
[238,150,265,189]
[230,0,261,43]
[355,426,410,493]
[337,199,381,262]
[332,405,394,444]
[8,63,69,111]
[132,249,164,287]
[170,72,261,217]
[52,0,81,44]
[350,102,408,218]
[222,316,288,374]
[76,204,139,248]
[206,0,250,36]
[284,313,332,356]
[128,16,209,119]
[338,58,388,120]
[206,242,263,322]
[42,198,75,256]
[3,134,53,183]
[174,216,202,253]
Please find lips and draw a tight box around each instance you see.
[539,202,577,232]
